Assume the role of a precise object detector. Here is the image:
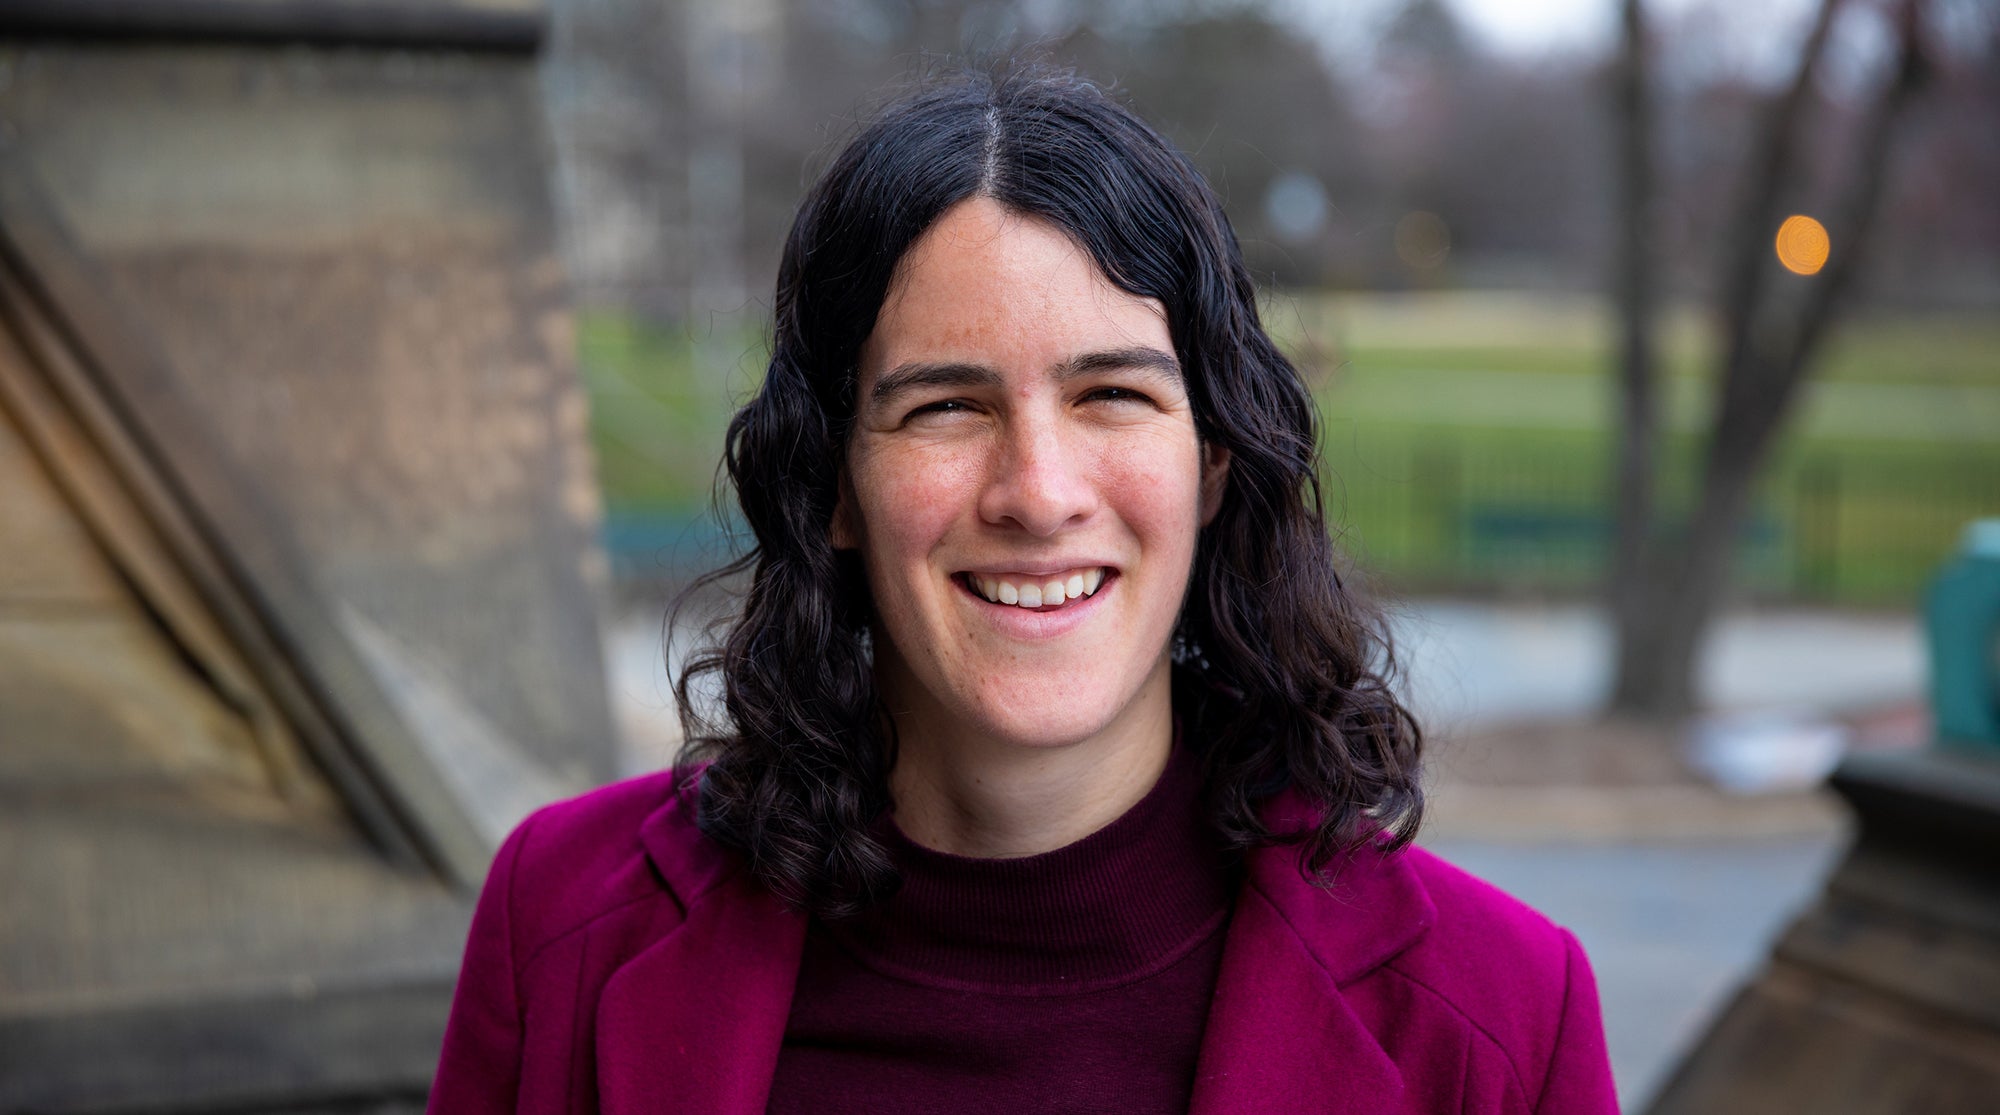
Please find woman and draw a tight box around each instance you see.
[432,68,1618,1115]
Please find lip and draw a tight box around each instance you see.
[955,569,1116,638]
[956,562,1115,579]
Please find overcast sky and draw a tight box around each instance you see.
[1449,0,1618,55]
[1280,0,1830,83]
[1453,0,1838,75]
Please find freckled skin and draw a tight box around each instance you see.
[834,198,1229,830]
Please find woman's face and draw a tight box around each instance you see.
[836,196,1229,753]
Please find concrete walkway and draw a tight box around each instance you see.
[1425,835,1847,1112]
[1385,599,1922,736]
[610,597,1925,770]
[1378,601,1912,1110]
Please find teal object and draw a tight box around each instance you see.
[1927,519,2000,753]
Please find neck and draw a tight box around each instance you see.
[885,659,1175,859]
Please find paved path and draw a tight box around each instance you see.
[1386,600,1921,734]
[1425,836,1847,1112]
[611,598,1925,768]
[1384,602,1899,1110]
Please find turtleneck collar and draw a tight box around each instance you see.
[818,742,1238,995]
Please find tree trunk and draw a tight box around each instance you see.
[1605,0,1662,713]
[1606,0,1845,719]
[1606,0,1930,720]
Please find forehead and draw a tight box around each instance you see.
[860,197,1170,379]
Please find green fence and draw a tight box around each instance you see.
[1322,425,2000,604]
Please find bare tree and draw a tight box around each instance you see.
[1607,0,1661,713]
[1607,0,1936,719]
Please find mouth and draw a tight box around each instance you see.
[957,566,1112,610]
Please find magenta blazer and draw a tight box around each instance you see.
[429,771,1619,1114]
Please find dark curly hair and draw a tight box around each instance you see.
[675,65,1422,918]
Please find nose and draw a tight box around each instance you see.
[977,409,1097,537]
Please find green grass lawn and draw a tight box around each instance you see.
[582,291,2000,601]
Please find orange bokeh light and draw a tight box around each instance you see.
[1775,215,1830,276]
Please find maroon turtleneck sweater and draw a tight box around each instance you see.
[766,746,1239,1114]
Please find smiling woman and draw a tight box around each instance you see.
[837,197,1229,857]
[430,67,1619,1115]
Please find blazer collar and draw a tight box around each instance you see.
[636,769,734,909]
[1189,797,1437,1115]
[1240,796,1438,985]
[598,773,807,1115]
[612,777,1436,1115]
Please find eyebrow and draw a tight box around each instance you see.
[1056,346,1182,383]
[869,346,1182,405]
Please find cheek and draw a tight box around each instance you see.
[855,444,980,559]
[1093,432,1205,541]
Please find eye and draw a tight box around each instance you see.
[1083,385,1153,405]
[905,398,974,421]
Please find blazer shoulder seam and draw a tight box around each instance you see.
[500,804,535,1029]
[503,773,690,977]
[1530,930,1586,1113]
[1379,961,1534,1102]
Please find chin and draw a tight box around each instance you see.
[954,673,1154,751]
[975,709,1115,751]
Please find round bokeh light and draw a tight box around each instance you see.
[1775,214,1830,276]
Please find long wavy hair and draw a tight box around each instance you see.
[675,66,1422,918]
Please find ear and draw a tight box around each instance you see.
[1197,442,1231,527]
[830,471,860,550]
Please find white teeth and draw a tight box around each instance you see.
[968,567,1110,609]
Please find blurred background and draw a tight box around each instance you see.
[563,2,1997,1107]
[0,0,1994,1111]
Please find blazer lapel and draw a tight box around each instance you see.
[595,776,809,1115]
[1190,826,1436,1115]
[589,779,1435,1115]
